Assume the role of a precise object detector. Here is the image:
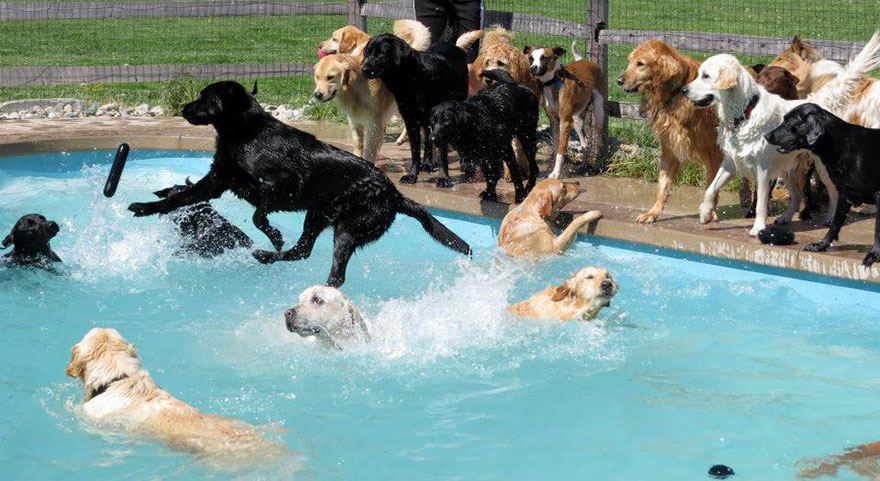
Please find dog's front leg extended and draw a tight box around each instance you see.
[129,169,226,217]
[549,116,572,179]
[253,207,283,251]
[327,231,357,287]
[400,119,422,184]
[863,192,880,266]
[253,209,329,264]
[806,197,851,253]
[699,158,734,226]
[749,167,771,236]
[435,141,452,188]
[552,210,602,253]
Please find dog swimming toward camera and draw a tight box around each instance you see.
[127,81,471,286]
[2,213,62,268]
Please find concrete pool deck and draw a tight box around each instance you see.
[1,116,879,287]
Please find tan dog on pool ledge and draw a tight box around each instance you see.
[498,178,601,258]
[508,266,618,321]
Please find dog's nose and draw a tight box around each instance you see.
[616,75,624,86]
[47,221,59,235]
[601,279,615,293]
[284,308,297,331]
[313,91,323,101]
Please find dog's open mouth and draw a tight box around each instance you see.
[774,145,795,154]
[621,84,639,94]
[692,95,714,108]
[315,91,336,103]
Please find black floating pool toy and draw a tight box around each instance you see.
[758,226,795,246]
[709,464,735,479]
[103,143,130,198]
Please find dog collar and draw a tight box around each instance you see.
[733,94,760,128]
[88,374,129,400]
[541,67,564,89]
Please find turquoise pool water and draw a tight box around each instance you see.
[1,150,880,480]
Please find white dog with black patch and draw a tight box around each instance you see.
[682,32,880,236]
[284,286,370,349]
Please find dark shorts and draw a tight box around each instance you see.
[413,0,483,63]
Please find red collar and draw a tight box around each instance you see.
[733,95,759,128]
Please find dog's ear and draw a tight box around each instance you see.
[65,346,85,379]
[750,63,766,76]
[790,36,804,54]
[551,281,574,302]
[185,177,194,187]
[2,231,12,249]
[251,80,259,96]
[523,46,533,55]
[805,114,825,146]
[552,47,565,58]
[338,30,357,54]
[715,65,739,90]
[348,304,370,340]
[341,67,353,90]
[392,39,409,66]
[535,190,554,218]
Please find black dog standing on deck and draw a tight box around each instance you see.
[766,103,880,266]
[127,81,471,286]
[361,8,481,187]
[429,70,539,203]
[153,179,253,257]
[2,214,62,268]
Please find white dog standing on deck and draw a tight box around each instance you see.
[66,328,286,468]
[682,32,880,236]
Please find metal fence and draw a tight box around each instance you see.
[0,0,877,115]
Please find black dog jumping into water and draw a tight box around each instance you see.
[766,103,880,266]
[2,214,62,268]
[127,81,471,286]
[153,178,253,258]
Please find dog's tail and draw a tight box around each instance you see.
[393,19,431,51]
[397,197,472,256]
[480,69,516,85]
[456,30,484,51]
[571,39,583,61]
[809,30,880,114]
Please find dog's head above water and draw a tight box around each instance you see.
[3,213,61,266]
[553,266,619,308]
[523,46,564,79]
[284,286,370,349]
[765,103,829,154]
[181,80,262,127]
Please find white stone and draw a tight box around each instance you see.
[148,106,165,116]
[8,111,20,119]
[63,103,73,113]
[100,102,118,111]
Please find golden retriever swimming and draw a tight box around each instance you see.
[66,328,286,467]
[617,40,724,224]
[314,54,396,163]
[797,441,880,480]
[508,266,618,321]
[498,178,601,259]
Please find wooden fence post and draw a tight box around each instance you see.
[348,0,366,30]
[587,0,609,171]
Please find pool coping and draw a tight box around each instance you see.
[1,119,878,289]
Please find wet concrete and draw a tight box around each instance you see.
[1,116,878,286]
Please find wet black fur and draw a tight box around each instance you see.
[2,213,61,268]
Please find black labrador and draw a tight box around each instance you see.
[429,69,539,203]
[766,103,880,266]
[153,178,253,257]
[361,10,481,187]
[128,81,471,286]
[2,213,61,267]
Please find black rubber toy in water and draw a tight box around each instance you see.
[758,227,795,246]
[103,143,130,197]
[709,464,735,479]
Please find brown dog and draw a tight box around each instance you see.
[508,266,618,321]
[617,40,724,224]
[797,441,880,480]
[524,41,606,179]
[498,178,601,258]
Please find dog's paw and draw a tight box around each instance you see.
[863,249,880,267]
[128,202,159,217]
[479,190,498,202]
[252,249,280,264]
[805,241,830,253]
[748,224,765,237]
[420,162,435,173]
[773,216,792,226]
[698,203,715,224]
[435,177,453,189]
[637,211,658,224]
[400,174,418,184]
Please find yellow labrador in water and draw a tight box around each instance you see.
[66,328,286,467]
[498,178,601,259]
[508,266,618,321]
[284,285,370,350]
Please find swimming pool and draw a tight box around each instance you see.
[2,149,879,480]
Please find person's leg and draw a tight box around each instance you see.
[413,0,447,45]
[453,0,484,95]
